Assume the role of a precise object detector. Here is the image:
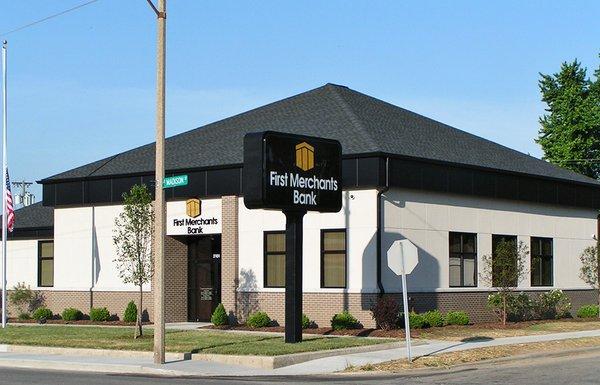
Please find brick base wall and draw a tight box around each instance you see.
[236,292,379,328]
[3,290,153,321]
[164,235,188,323]
[235,289,598,327]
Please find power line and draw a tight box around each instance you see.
[548,158,600,163]
[0,0,101,38]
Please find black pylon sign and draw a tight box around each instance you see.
[243,131,342,342]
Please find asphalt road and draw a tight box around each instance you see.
[1,352,600,385]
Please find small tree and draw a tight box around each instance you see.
[113,184,154,338]
[481,240,528,325]
[579,244,600,317]
[9,282,35,317]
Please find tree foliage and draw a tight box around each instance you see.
[481,240,529,325]
[113,184,154,338]
[537,58,600,179]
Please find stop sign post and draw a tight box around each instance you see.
[387,239,419,362]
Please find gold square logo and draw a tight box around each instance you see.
[186,198,201,218]
[295,142,314,171]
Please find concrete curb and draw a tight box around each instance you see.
[0,341,406,370]
[192,341,406,369]
[0,344,188,361]
[0,359,186,376]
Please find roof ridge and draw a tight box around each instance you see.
[325,84,379,152]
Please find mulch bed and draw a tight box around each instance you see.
[7,318,153,326]
[203,317,600,337]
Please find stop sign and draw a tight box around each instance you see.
[387,239,419,275]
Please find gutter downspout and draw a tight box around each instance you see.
[376,157,389,297]
[90,206,95,312]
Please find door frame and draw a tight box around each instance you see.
[187,235,222,322]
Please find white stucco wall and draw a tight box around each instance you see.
[2,239,47,290]
[238,189,379,294]
[382,188,598,292]
[4,188,597,296]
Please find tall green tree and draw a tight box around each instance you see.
[537,58,600,179]
[113,184,154,338]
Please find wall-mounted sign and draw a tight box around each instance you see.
[163,174,188,188]
[243,131,342,212]
[166,198,221,235]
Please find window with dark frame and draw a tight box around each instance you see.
[321,229,347,288]
[449,232,477,287]
[492,234,518,287]
[264,231,285,288]
[531,237,553,287]
[38,240,54,287]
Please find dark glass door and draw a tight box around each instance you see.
[188,236,221,322]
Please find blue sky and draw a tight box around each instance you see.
[2,0,599,198]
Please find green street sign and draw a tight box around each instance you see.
[163,174,188,188]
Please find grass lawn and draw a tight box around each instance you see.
[0,326,391,356]
[414,319,600,341]
[350,336,600,372]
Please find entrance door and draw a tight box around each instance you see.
[188,236,221,322]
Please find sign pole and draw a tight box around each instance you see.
[400,243,412,362]
[284,209,306,343]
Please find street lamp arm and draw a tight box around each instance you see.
[144,0,166,18]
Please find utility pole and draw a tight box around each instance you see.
[146,0,166,365]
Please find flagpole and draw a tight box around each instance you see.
[1,40,7,329]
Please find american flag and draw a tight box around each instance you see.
[5,170,14,233]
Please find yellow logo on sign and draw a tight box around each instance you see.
[295,142,314,171]
[186,198,201,218]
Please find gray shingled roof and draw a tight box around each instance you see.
[3,202,54,229]
[41,83,600,187]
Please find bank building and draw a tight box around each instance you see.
[3,84,599,327]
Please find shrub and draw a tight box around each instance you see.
[211,303,228,326]
[488,292,534,322]
[302,313,312,329]
[90,307,110,322]
[32,307,53,321]
[533,290,571,319]
[123,301,137,323]
[18,313,31,320]
[246,311,271,328]
[62,308,83,321]
[422,310,444,327]
[445,311,470,325]
[331,311,359,330]
[9,282,37,316]
[507,292,535,322]
[371,296,399,330]
[577,305,599,318]
[398,312,426,329]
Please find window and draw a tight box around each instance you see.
[492,234,517,287]
[321,229,347,288]
[449,232,477,287]
[38,241,54,287]
[264,232,285,288]
[531,237,553,286]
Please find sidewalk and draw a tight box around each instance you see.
[6,322,211,330]
[0,329,599,376]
